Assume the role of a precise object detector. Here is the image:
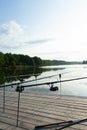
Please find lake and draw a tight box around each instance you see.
[2,64,87,97]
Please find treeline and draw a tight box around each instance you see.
[43,60,67,65]
[43,60,82,66]
[81,60,87,64]
[0,52,42,67]
[83,60,87,64]
[0,52,83,68]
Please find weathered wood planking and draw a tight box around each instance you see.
[0,90,87,129]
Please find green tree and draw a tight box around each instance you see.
[0,52,5,67]
[4,53,16,67]
[33,56,42,66]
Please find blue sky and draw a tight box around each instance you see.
[0,0,87,61]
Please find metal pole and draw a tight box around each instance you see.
[3,83,5,113]
[35,76,37,86]
[16,91,20,127]
[59,74,62,96]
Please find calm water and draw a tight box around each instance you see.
[2,64,87,97]
[21,64,87,97]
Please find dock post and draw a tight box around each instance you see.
[3,83,5,113]
[16,84,24,127]
[16,91,20,127]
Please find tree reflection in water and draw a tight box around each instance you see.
[0,66,65,85]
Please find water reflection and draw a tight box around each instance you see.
[0,66,65,85]
[41,67,65,71]
[0,67,42,84]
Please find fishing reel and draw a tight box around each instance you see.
[49,83,59,91]
[16,84,24,92]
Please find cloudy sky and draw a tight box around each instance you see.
[0,0,87,61]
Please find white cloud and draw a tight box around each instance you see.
[0,21,23,35]
[0,21,25,48]
[0,21,50,50]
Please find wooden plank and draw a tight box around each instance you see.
[0,90,87,129]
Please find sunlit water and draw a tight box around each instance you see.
[4,64,87,97]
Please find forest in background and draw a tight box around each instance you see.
[0,52,83,68]
[0,52,42,68]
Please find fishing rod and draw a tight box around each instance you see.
[35,118,87,130]
[0,82,20,88]
[0,73,61,88]
[0,72,66,87]
[17,71,71,84]
[20,72,62,83]
[0,71,69,88]
[0,70,84,89]
[21,76,87,88]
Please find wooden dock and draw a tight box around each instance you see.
[0,90,87,130]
